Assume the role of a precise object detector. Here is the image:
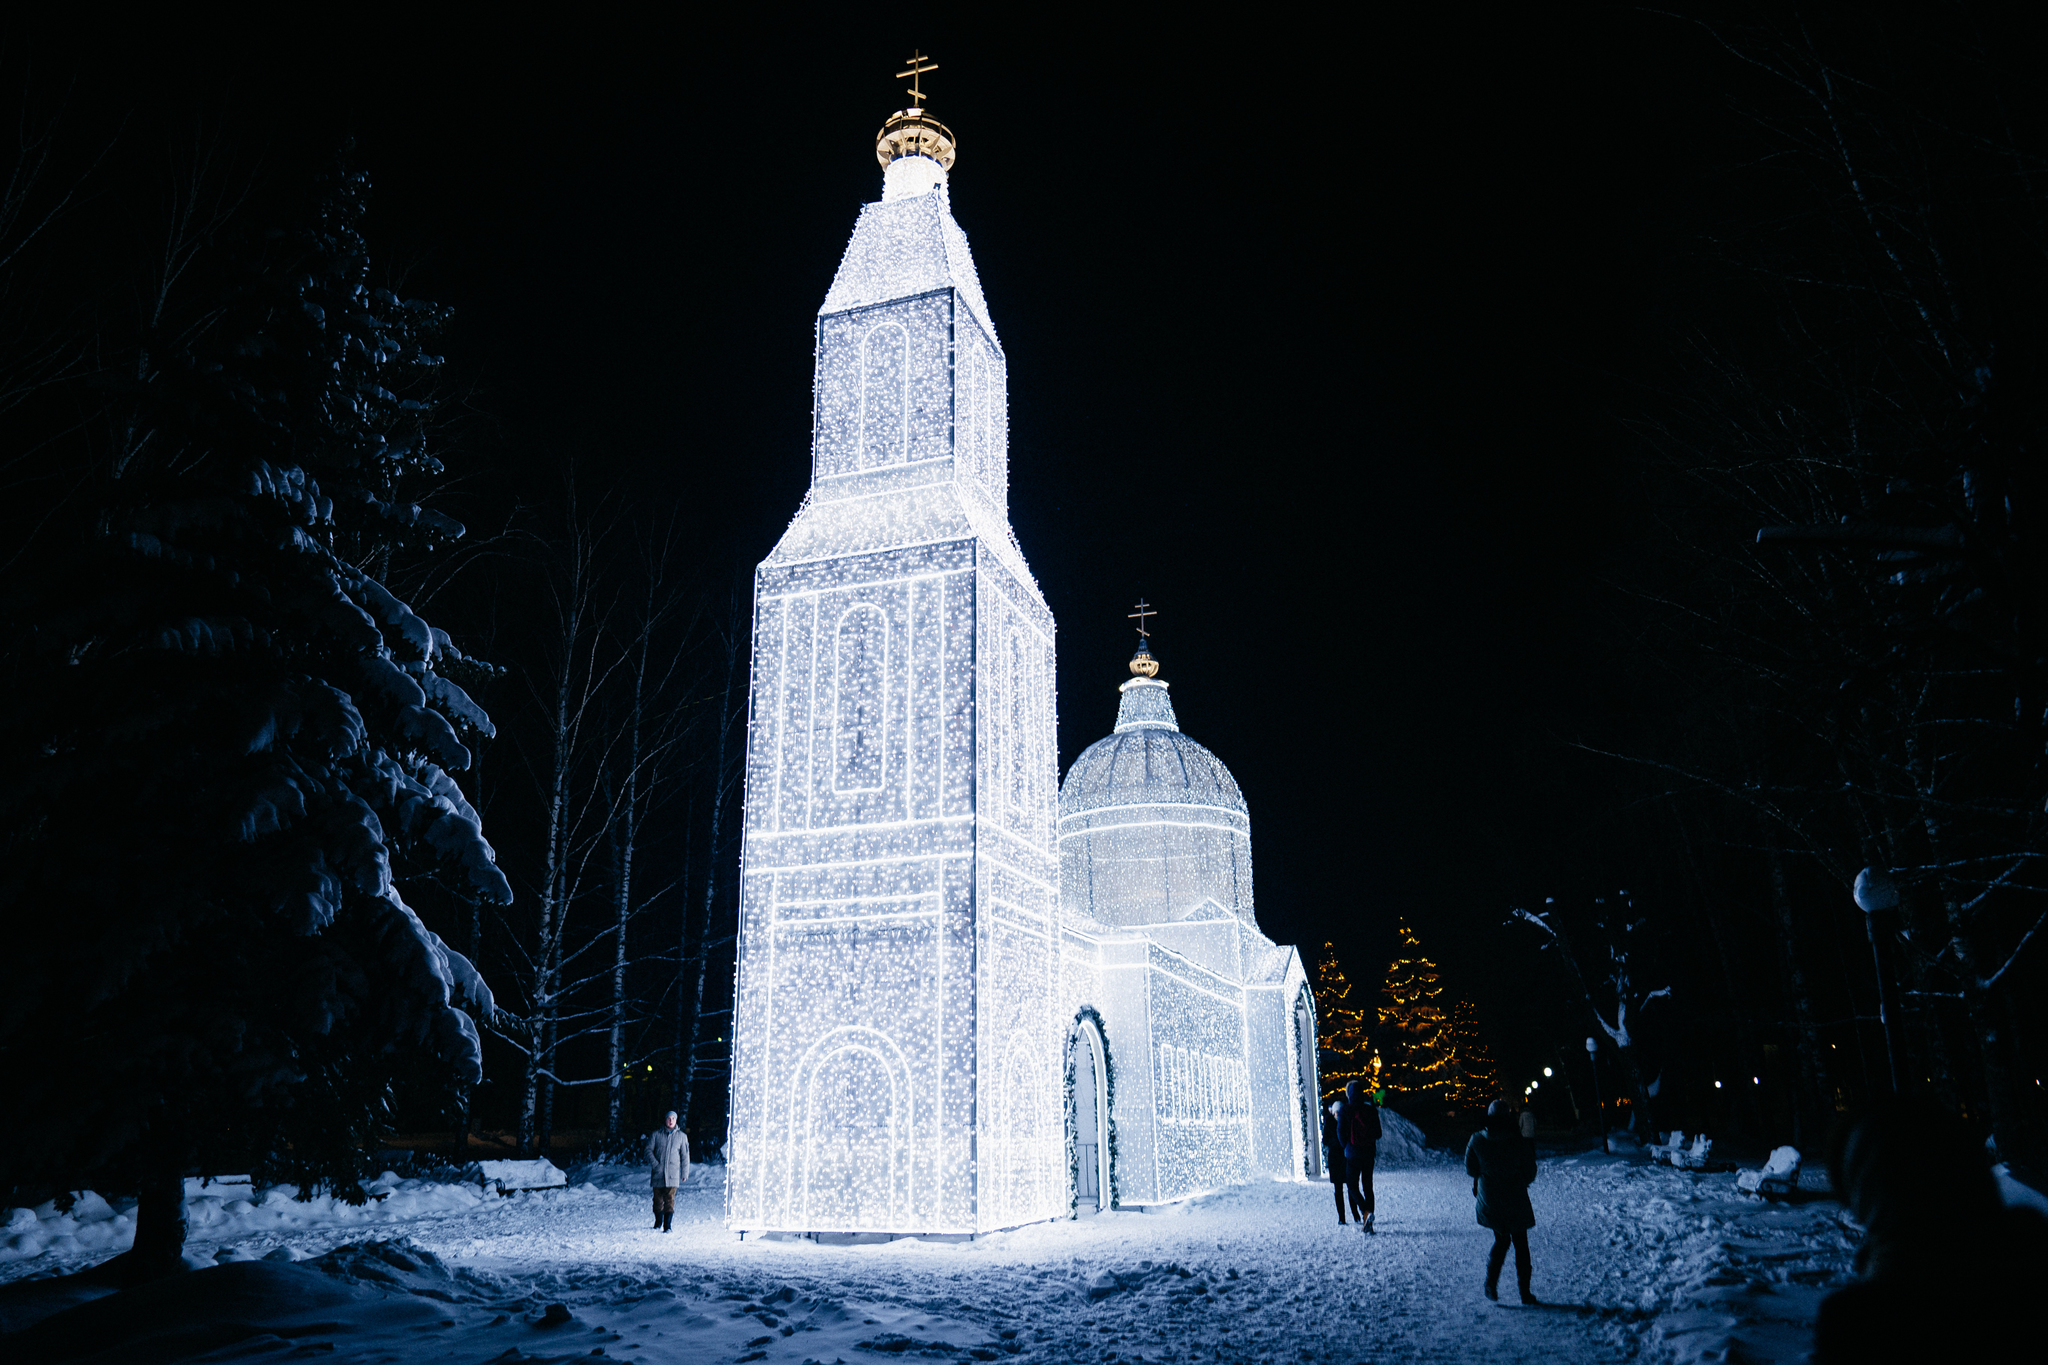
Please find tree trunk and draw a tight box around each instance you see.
[518,1037,540,1157]
[120,1167,188,1283]
[1552,1048,1583,1125]
[1944,901,2031,1164]
[671,796,693,1119]
[456,899,482,1165]
[676,622,740,1137]
[1912,754,2030,1160]
[606,852,631,1144]
[606,626,648,1144]
[538,1001,559,1157]
[1766,849,1833,1148]
[1676,811,1759,1137]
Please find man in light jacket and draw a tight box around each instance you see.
[646,1110,691,1232]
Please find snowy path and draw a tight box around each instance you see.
[4,1155,1859,1364]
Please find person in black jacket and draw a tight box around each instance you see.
[1343,1079,1382,1232]
[1322,1095,1351,1224]
[1465,1099,1538,1302]
[1813,1102,2048,1361]
[1327,1079,1382,1232]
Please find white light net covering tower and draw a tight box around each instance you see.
[725,121,1063,1235]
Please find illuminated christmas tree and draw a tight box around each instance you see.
[1377,922,1455,1095]
[1311,942,1377,1101]
[1446,998,1501,1108]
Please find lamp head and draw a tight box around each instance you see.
[1854,866,1900,913]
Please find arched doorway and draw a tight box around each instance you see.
[1067,1013,1109,1215]
[1294,988,1322,1179]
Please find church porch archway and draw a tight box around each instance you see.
[1066,1009,1112,1215]
[1294,987,1322,1179]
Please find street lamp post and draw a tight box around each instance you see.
[1854,867,1903,1094]
[1586,1035,1607,1155]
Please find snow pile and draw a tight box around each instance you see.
[1994,1162,2048,1217]
[1736,1145,1802,1196]
[463,1158,566,1193]
[1649,1130,1715,1169]
[1375,1108,1434,1164]
[0,1192,132,1263]
[3,1173,504,1270]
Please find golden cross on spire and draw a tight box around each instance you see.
[896,50,939,106]
[1127,599,1157,642]
[1126,600,1160,677]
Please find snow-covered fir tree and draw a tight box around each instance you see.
[0,156,506,1278]
[1311,942,1377,1101]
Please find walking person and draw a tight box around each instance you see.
[1326,1079,1380,1231]
[1340,1079,1382,1232]
[646,1110,691,1232]
[1813,1102,2048,1360]
[1322,1094,1351,1224]
[1465,1099,1538,1303]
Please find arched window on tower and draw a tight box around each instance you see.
[1007,628,1029,822]
[834,605,887,792]
[859,323,909,468]
[959,344,985,483]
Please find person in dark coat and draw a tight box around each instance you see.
[645,1109,691,1232]
[1812,1102,2048,1362]
[1464,1098,1538,1302]
[1322,1095,1352,1224]
[1339,1078,1382,1232]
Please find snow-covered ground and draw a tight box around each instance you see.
[1,1148,1868,1364]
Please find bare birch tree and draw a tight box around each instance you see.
[1510,894,1671,1124]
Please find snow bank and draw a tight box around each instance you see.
[1376,1108,1434,1164]
[2,1174,498,1269]
[463,1158,566,1193]
[1994,1162,2048,1217]
[0,1192,132,1264]
[2,1159,1859,1365]
[1736,1145,1802,1196]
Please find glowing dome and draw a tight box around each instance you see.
[1058,673,1255,928]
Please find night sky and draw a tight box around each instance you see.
[39,12,1838,1067]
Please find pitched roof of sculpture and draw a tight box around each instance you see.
[819,187,999,347]
[1059,677,1248,818]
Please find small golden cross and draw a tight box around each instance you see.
[1127,599,1157,642]
[896,50,939,105]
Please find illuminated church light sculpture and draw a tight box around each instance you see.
[1057,626,1321,1210]
[724,62,1063,1236]
[726,62,1317,1236]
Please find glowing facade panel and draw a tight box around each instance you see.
[727,167,1060,1235]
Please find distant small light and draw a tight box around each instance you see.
[1753,1076,1760,1085]
[1714,1081,1723,1089]
[1543,1067,1553,1077]
[1530,1080,1539,1090]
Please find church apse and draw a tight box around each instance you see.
[1055,614,1318,1207]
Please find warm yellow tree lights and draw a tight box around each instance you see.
[1312,943,1376,1101]
[1315,926,1503,1113]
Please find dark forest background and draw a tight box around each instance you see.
[7,6,2048,1199]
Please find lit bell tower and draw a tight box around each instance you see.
[723,55,1063,1236]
